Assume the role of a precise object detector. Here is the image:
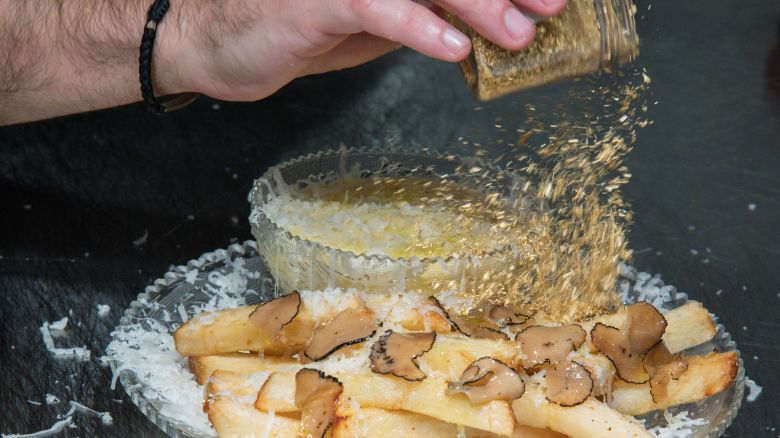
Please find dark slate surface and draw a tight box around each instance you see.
[1,0,778,436]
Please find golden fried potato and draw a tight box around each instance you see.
[610,351,738,415]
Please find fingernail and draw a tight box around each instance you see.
[504,7,534,41]
[442,28,469,54]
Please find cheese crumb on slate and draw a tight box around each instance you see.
[48,317,68,331]
[96,305,110,318]
[745,378,762,402]
[39,321,91,362]
[133,229,149,247]
[2,401,111,437]
[45,394,60,405]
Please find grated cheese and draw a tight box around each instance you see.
[39,321,91,361]
[619,264,685,309]
[350,399,365,438]
[133,229,149,247]
[1,401,111,438]
[1,416,73,437]
[745,377,762,402]
[96,305,110,318]
[106,321,214,435]
[648,411,707,438]
[259,409,275,438]
[44,395,60,405]
[177,304,188,322]
[184,269,199,284]
[300,289,362,323]
[48,317,68,331]
[69,401,113,425]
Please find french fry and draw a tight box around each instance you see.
[361,294,454,332]
[512,385,653,438]
[175,294,454,357]
[174,306,315,357]
[333,407,566,438]
[208,397,298,438]
[661,301,716,353]
[179,299,715,362]
[421,336,521,379]
[582,301,717,353]
[468,426,567,438]
[190,334,520,385]
[185,293,727,438]
[333,407,456,438]
[190,353,291,384]
[255,372,297,412]
[206,370,272,406]
[256,372,516,436]
[610,351,738,415]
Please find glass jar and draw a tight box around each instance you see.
[451,0,639,100]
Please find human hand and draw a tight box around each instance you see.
[164,0,568,101]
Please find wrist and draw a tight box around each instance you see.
[146,0,196,96]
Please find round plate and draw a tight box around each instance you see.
[106,241,745,438]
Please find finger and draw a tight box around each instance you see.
[512,0,568,17]
[301,33,402,76]
[434,0,535,50]
[309,0,472,62]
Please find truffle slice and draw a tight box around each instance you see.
[590,322,649,384]
[644,342,688,403]
[472,326,510,341]
[485,304,531,327]
[428,296,470,335]
[447,357,525,404]
[516,325,587,369]
[590,303,669,384]
[545,361,594,407]
[626,302,668,353]
[248,291,301,339]
[294,368,343,438]
[428,297,530,338]
[369,330,436,381]
[303,307,378,361]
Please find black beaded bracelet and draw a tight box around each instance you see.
[139,0,199,113]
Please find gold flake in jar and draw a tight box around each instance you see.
[451,0,639,100]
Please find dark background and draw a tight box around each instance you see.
[1,0,778,436]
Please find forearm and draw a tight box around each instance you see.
[0,0,187,125]
[0,0,567,126]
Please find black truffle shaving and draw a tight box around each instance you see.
[428,296,468,336]
[248,290,301,336]
[303,308,380,362]
[369,330,436,381]
[590,322,650,384]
